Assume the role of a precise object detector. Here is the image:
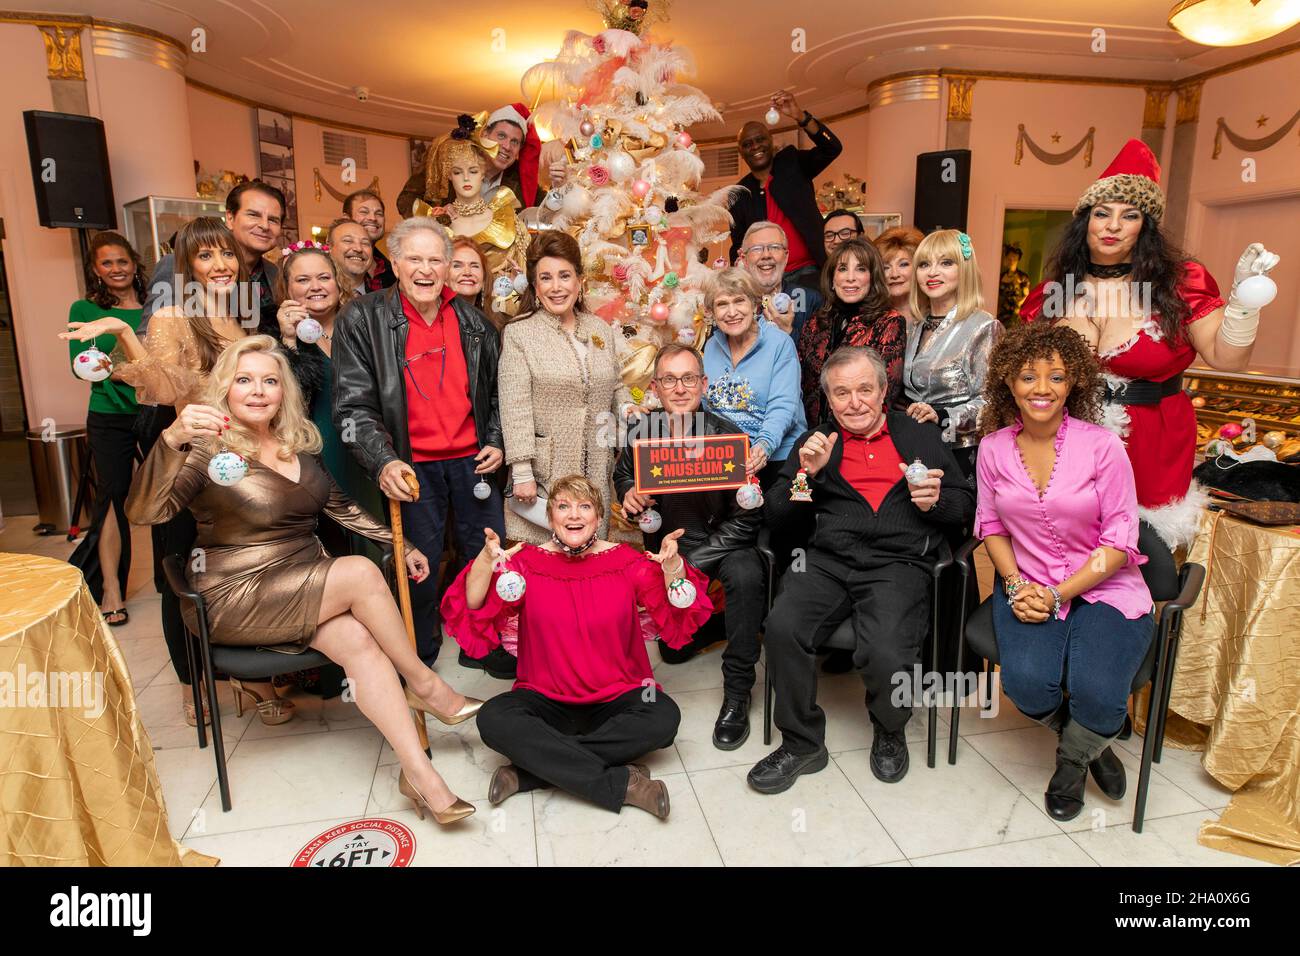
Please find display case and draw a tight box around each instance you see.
[1186,367,1300,447]
[123,196,226,270]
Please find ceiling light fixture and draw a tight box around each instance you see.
[1168,0,1300,47]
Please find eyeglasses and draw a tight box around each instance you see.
[745,243,787,256]
[402,346,446,401]
[823,227,860,242]
[655,374,701,389]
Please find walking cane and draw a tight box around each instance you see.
[389,469,431,756]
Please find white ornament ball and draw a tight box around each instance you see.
[771,292,792,313]
[638,508,662,533]
[207,451,248,486]
[644,204,663,223]
[545,189,565,211]
[512,272,530,294]
[492,275,515,298]
[736,483,764,510]
[495,570,527,603]
[73,347,112,382]
[904,459,930,486]
[607,150,636,182]
[667,576,697,609]
[473,479,492,500]
[295,317,323,344]
[765,107,781,126]
[676,327,696,344]
[1235,274,1277,310]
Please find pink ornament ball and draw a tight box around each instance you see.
[631,179,652,199]
[1218,423,1244,440]
[676,131,693,148]
[649,302,671,322]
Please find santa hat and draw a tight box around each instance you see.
[1075,138,1165,222]
[487,102,543,206]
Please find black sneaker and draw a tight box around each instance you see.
[869,723,910,783]
[746,745,829,794]
[458,647,517,680]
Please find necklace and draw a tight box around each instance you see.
[452,197,489,217]
[1087,262,1133,279]
[550,533,597,556]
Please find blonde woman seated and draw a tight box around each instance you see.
[126,335,482,825]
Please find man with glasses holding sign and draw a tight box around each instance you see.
[613,344,767,751]
[333,217,505,667]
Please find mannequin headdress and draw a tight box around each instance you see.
[425,112,499,203]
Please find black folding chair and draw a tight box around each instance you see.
[947,524,1205,831]
[755,529,955,769]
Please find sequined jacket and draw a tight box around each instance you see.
[797,302,907,426]
[903,308,1001,449]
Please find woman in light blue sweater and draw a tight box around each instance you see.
[702,268,807,489]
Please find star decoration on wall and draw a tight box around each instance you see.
[1256,115,1269,128]
[1051,132,1062,143]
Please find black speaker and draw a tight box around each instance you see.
[913,149,971,234]
[23,110,116,229]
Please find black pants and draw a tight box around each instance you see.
[765,552,931,753]
[70,410,139,604]
[713,548,768,699]
[476,687,681,812]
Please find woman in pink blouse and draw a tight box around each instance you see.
[975,324,1153,823]
[442,474,713,819]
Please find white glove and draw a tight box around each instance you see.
[1232,242,1280,292]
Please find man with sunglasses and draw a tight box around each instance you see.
[333,217,507,671]
[613,345,766,750]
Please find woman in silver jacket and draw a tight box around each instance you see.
[903,229,1002,480]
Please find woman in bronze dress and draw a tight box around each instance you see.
[127,335,482,825]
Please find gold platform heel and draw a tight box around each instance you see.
[405,686,483,726]
[398,771,475,825]
[229,678,295,726]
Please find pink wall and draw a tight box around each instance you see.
[863,96,943,225]
[291,116,413,237]
[187,85,258,184]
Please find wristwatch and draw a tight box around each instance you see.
[798,111,813,128]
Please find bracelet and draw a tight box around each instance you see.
[665,557,685,578]
[1003,574,1024,599]
[1047,585,1063,617]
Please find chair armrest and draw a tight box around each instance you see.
[1166,562,1205,615]
[755,527,776,569]
[953,535,982,573]
[930,537,954,579]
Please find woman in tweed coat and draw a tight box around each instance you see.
[499,232,634,543]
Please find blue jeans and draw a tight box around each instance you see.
[992,584,1153,736]
[401,456,505,664]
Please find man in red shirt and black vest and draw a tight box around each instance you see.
[748,346,974,792]
[332,217,508,672]
[729,90,842,294]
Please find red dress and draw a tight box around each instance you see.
[1021,262,1223,547]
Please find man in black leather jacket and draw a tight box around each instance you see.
[332,217,508,671]
[613,344,766,750]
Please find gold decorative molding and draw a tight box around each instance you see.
[867,73,941,109]
[1143,88,1171,129]
[1175,82,1203,126]
[946,76,976,121]
[39,24,83,79]
[313,168,382,204]
[1015,125,1095,167]
[91,26,186,74]
[186,79,427,143]
[1213,108,1300,158]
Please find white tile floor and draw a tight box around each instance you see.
[1,518,1269,868]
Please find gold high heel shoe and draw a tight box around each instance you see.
[398,771,475,825]
[405,686,483,726]
[229,678,295,726]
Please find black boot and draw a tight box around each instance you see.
[1028,699,1071,737]
[1088,747,1127,800]
[1046,722,1116,821]
[712,695,751,751]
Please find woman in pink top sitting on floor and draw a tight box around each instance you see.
[974,323,1153,823]
[441,474,713,820]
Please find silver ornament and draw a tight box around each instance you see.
[295,317,323,343]
[904,459,929,486]
[473,479,492,500]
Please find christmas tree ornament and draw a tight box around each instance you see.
[579,119,596,137]
[590,133,605,149]
[492,275,515,298]
[473,478,492,500]
[208,450,248,486]
[512,272,530,294]
[765,107,781,126]
[545,188,565,210]
[1264,431,1286,450]
[904,458,930,486]
[72,347,113,382]
[789,469,813,502]
[1218,422,1244,440]
[649,302,671,322]
[644,204,663,223]
[632,179,652,198]
[676,326,695,344]
[770,292,792,313]
[712,257,727,269]
[607,150,636,181]
[638,507,662,533]
[675,131,693,148]
[1235,274,1277,309]
[295,317,324,344]
[663,271,679,288]
[736,480,763,510]
[495,569,527,603]
[667,576,697,609]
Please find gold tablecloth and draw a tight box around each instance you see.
[1167,512,1300,865]
[0,552,215,866]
